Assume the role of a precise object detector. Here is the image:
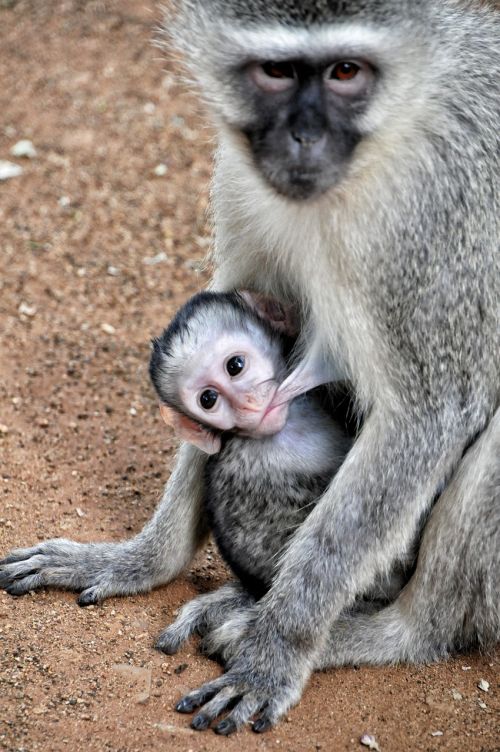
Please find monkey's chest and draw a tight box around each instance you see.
[204,441,330,598]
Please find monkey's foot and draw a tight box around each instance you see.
[199,605,253,662]
[156,582,254,655]
[0,538,155,606]
[175,617,311,734]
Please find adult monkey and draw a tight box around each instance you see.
[1,0,499,736]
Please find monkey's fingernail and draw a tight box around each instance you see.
[155,639,177,655]
[176,697,196,713]
[253,717,272,733]
[77,590,98,607]
[5,586,25,597]
[214,718,237,735]
[191,714,210,730]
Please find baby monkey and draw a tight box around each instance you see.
[149,290,351,601]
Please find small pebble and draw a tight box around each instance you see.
[461,665,471,671]
[143,251,168,265]
[58,195,71,207]
[0,160,22,180]
[0,424,9,435]
[10,139,37,158]
[18,302,37,317]
[478,699,487,709]
[101,323,116,335]
[360,734,380,751]
[107,265,120,276]
[477,679,490,692]
[431,731,443,737]
[153,163,168,176]
[451,689,463,701]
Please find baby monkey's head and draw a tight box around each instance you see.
[150,291,293,450]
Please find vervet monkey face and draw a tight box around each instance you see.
[178,331,289,436]
[238,56,377,199]
[173,8,426,202]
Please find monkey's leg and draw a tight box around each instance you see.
[0,444,208,606]
[157,581,255,655]
[317,410,500,668]
[174,409,483,734]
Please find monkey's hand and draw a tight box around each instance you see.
[0,538,161,606]
[175,611,314,735]
[0,444,208,606]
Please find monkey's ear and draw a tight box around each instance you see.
[159,404,221,455]
[240,290,299,336]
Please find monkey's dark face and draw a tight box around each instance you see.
[237,57,376,200]
[174,8,431,202]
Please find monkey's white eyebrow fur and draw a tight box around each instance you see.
[212,22,399,63]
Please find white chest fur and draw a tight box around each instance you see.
[211,132,394,410]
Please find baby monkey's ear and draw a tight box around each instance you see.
[239,290,299,336]
[159,404,221,455]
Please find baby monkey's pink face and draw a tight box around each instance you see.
[179,331,289,438]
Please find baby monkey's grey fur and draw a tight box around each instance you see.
[1,0,499,736]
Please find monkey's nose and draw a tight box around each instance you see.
[234,388,267,413]
[240,393,260,410]
[290,128,324,146]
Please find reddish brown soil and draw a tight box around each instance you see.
[0,2,498,751]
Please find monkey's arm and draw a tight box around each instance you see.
[0,443,208,605]
[174,408,468,734]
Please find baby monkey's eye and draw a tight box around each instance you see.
[226,355,245,377]
[199,389,219,410]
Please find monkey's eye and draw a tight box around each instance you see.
[325,60,373,96]
[329,62,360,81]
[250,61,297,93]
[226,355,245,377]
[262,61,296,79]
[199,389,219,410]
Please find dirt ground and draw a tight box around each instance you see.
[0,2,498,751]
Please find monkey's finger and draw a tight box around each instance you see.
[191,686,243,730]
[0,556,48,590]
[213,691,262,735]
[0,545,46,565]
[176,675,230,714]
[155,628,183,655]
[3,572,43,596]
[78,587,102,607]
[252,695,292,733]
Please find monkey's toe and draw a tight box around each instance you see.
[214,718,237,735]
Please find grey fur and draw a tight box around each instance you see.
[149,291,352,600]
[204,395,350,597]
[1,0,499,735]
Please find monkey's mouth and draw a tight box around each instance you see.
[263,167,338,201]
[256,400,289,436]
